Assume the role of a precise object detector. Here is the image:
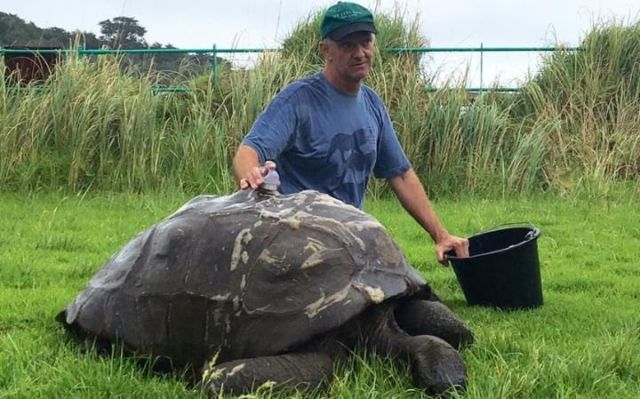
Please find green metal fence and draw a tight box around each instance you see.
[1,44,581,93]
[389,45,581,92]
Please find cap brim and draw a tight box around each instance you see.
[328,22,377,41]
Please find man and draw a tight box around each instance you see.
[233,1,469,264]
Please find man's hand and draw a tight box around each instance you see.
[239,160,277,190]
[435,234,469,266]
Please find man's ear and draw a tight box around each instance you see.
[319,40,329,60]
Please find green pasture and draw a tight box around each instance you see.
[1,5,640,398]
[1,191,638,398]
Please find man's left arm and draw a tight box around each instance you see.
[387,168,469,265]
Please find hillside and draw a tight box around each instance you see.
[0,11,99,48]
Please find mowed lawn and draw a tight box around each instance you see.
[1,191,639,398]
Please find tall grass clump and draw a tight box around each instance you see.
[1,54,151,190]
[0,54,236,193]
[514,18,640,194]
[1,10,639,197]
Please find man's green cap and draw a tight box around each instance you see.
[321,2,377,41]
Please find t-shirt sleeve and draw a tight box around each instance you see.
[241,92,296,164]
[372,100,411,179]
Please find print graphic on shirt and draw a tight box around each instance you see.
[326,127,376,191]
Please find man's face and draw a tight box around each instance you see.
[324,32,375,84]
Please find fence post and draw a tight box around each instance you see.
[480,42,484,92]
[211,44,218,83]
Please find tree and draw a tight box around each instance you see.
[72,31,102,49]
[0,12,44,46]
[0,12,233,79]
[98,16,147,49]
[40,27,71,46]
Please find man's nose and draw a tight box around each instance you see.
[353,44,367,58]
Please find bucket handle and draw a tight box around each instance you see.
[480,222,536,233]
[476,222,540,240]
[445,222,540,263]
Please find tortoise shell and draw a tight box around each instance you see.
[60,190,429,368]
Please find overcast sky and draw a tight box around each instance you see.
[4,0,639,87]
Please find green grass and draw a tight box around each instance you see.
[2,7,639,398]
[1,190,639,398]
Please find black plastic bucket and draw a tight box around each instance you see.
[447,225,543,310]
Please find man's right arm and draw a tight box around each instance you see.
[233,145,275,189]
[233,83,299,190]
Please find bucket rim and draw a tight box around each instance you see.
[447,226,541,261]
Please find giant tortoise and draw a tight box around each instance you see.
[58,187,473,395]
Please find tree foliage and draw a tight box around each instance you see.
[98,16,147,49]
[0,12,71,47]
[0,12,227,77]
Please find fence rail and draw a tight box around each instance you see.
[1,45,582,93]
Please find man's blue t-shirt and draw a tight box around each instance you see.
[242,72,410,209]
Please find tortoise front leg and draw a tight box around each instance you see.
[392,334,467,395]
[362,305,467,395]
[202,352,333,395]
[394,299,474,349]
